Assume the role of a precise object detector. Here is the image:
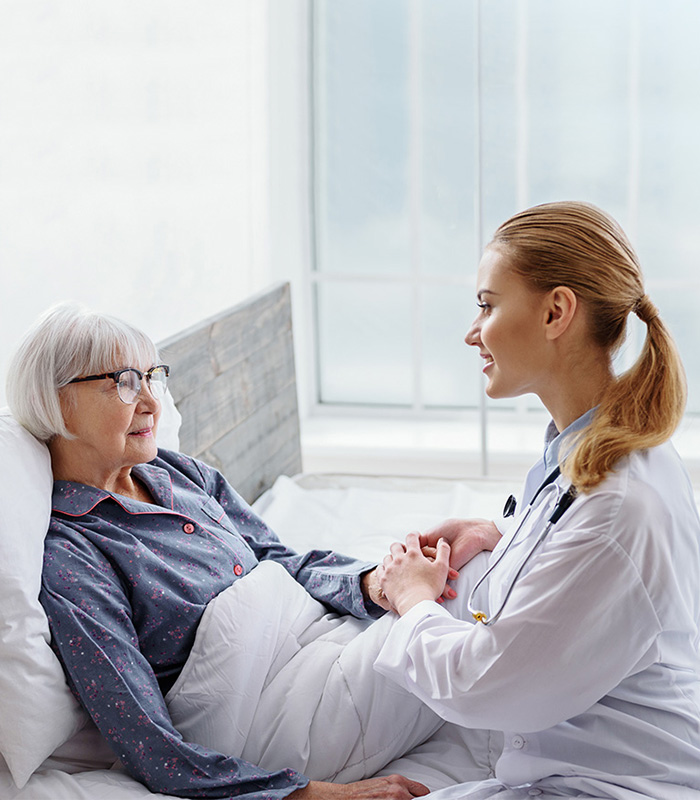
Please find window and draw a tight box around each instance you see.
[311,1,700,440]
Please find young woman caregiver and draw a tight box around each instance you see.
[375,201,700,799]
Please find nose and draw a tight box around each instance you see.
[465,315,481,347]
[135,379,161,412]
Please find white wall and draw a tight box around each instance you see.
[0,1,275,405]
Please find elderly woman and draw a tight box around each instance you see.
[6,304,452,800]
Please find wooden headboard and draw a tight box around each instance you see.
[158,282,302,504]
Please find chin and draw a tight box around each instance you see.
[485,382,516,401]
[485,384,502,399]
[127,438,158,462]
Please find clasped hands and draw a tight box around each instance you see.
[362,518,502,617]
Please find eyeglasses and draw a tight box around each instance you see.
[68,365,170,405]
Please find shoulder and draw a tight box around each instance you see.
[150,448,219,491]
[550,441,699,570]
[598,442,696,532]
[568,442,700,596]
[43,515,121,594]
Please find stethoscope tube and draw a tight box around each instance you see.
[467,470,578,626]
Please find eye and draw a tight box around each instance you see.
[476,301,491,312]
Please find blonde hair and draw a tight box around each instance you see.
[490,201,686,492]
[7,303,158,442]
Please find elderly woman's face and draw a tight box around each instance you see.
[59,360,161,478]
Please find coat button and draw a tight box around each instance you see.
[234,564,243,576]
[511,735,525,750]
[183,523,195,534]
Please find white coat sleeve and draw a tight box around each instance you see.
[374,489,663,733]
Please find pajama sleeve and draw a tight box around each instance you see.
[190,456,384,620]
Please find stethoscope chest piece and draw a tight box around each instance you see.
[503,494,517,518]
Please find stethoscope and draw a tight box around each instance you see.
[467,468,578,626]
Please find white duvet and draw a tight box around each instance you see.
[166,560,444,781]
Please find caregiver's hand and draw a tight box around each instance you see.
[290,775,430,799]
[379,533,451,616]
[419,517,501,572]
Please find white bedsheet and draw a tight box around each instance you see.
[0,473,515,799]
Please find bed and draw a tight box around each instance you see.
[0,282,517,799]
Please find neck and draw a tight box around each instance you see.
[49,440,146,499]
[540,352,614,434]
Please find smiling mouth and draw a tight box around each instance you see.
[128,428,153,437]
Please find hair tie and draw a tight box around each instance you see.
[633,295,660,324]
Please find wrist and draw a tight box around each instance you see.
[480,521,503,551]
[361,567,390,612]
[394,589,438,617]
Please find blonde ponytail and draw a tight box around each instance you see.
[491,201,687,492]
[566,311,686,492]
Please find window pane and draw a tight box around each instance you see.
[314,0,411,276]
[316,282,413,405]
[481,0,630,228]
[635,3,700,282]
[526,1,630,209]
[654,287,700,415]
[420,1,477,276]
[421,284,481,408]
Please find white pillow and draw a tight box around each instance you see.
[0,411,87,787]
[0,396,181,786]
[157,388,182,451]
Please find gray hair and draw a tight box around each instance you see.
[6,303,158,441]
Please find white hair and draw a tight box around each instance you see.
[6,303,158,441]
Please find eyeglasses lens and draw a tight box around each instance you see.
[115,366,168,404]
[116,370,141,404]
[148,367,168,398]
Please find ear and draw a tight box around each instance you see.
[543,286,578,341]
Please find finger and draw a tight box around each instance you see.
[405,531,421,551]
[389,541,405,557]
[441,585,458,601]
[436,537,451,566]
[421,545,437,557]
[409,781,430,798]
[393,777,430,797]
[448,567,459,580]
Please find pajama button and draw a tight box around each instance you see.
[234,564,243,576]
[511,735,525,749]
[183,523,195,534]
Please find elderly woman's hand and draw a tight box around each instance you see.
[419,517,502,572]
[379,533,452,616]
[360,565,392,611]
[289,775,429,800]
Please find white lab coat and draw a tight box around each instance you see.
[374,439,700,799]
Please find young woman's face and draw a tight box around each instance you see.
[465,246,552,400]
